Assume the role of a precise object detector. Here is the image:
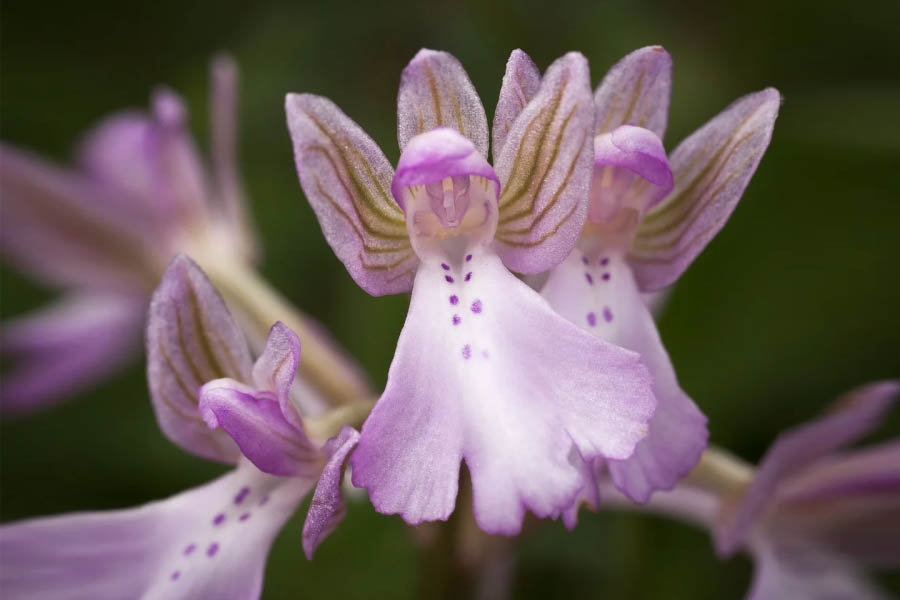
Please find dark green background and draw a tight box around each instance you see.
[2,0,898,597]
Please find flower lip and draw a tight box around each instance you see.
[391,127,500,212]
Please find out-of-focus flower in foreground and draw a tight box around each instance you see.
[0,256,359,598]
[286,49,657,535]
[541,46,780,513]
[0,57,256,414]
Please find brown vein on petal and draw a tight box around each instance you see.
[498,72,569,211]
[158,342,198,406]
[451,94,465,137]
[619,68,646,128]
[173,302,206,386]
[499,101,577,226]
[158,387,228,457]
[424,62,443,128]
[496,200,578,247]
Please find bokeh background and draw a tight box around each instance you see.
[2,0,899,597]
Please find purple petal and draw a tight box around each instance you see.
[209,55,257,260]
[0,143,155,291]
[397,49,489,158]
[746,540,889,600]
[594,45,673,138]
[199,378,322,477]
[715,380,899,556]
[0,294,144,415]
[0,464,313,600]
[250,322,303,429]
[302,426,360,559]
[391,127,501,209]
[773,441,900,567]
[492,49,541,163]
[285,93,417,296]
[351,251,655,534]
[147,255,253,463]
[560,452,601,530]
[589,125,673,225]
[494,52,595,275]
[629,88,781,291]
[542,251,707,502]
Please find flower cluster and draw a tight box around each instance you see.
[0,46,896,600]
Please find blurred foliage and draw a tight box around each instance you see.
[1,0,898,598]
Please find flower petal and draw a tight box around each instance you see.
[302,425,360,559]
[746,539,889,600]
[0,294,144,415]
[397,49,489,158]
[542,250,707,502]
[352,251,655,534]
[250,322,303,428]
[715,380,899,556]
[629,88,781,291]
[199,378,322,477]
[0,143,156,291]
[147,255,254,463]
[0,463,313,600]
[492,49,541,163]
[285,93,416,296]
[589,125,673,224]
[494,52,595,274]
[593,46,673,138]
[209,55,256,260]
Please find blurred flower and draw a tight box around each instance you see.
[0,255,360,599]
[0,57,257,414]
[540,46,780,510]
[286,49,657,535]
[714,380,900,599]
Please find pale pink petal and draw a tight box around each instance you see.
[542,250,707,502]
[147,255,253,463]
[302,426,360,559]
[352,251,655,534]
[250,322,303,429]
[397,49,489,158]
[492,49,541,163]
[0,143,155,291]
[0,463,313,600]
[594,46,673,138]
[630,88,781,291]
[0,294,144,415]
[716,380,899,556]
[285,93,416,296]
[494,52,595,274]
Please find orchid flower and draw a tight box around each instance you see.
[596,380,899,600]
[0,255,361,599]
[286,49,657,535]
[0,57,256,414]
[538,46,781,506]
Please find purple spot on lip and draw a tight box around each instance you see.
[212,513,225,526]
[207,543,219,557]
[452,314,461,325]
[582,256,589,265]
[234,486,250,505]
[462,344,472,359]
[464,272,472,282]
[585,273,593,285]
[603,306,613,322]
[471,300,482,314]
[445,275,454,283]
[601,273,610,281]
[587,312,597,327]
[600,257,609,266]
[449,295,458,305]
[239,512,251,522]
[171,571,181,581]
[184,544,196,556]
[258,495,269,506]
[441,263,450,271]
[466,254,472,262]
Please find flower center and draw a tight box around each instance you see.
[404,175,496,245]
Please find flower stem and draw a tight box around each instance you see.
[201,258,373,406]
